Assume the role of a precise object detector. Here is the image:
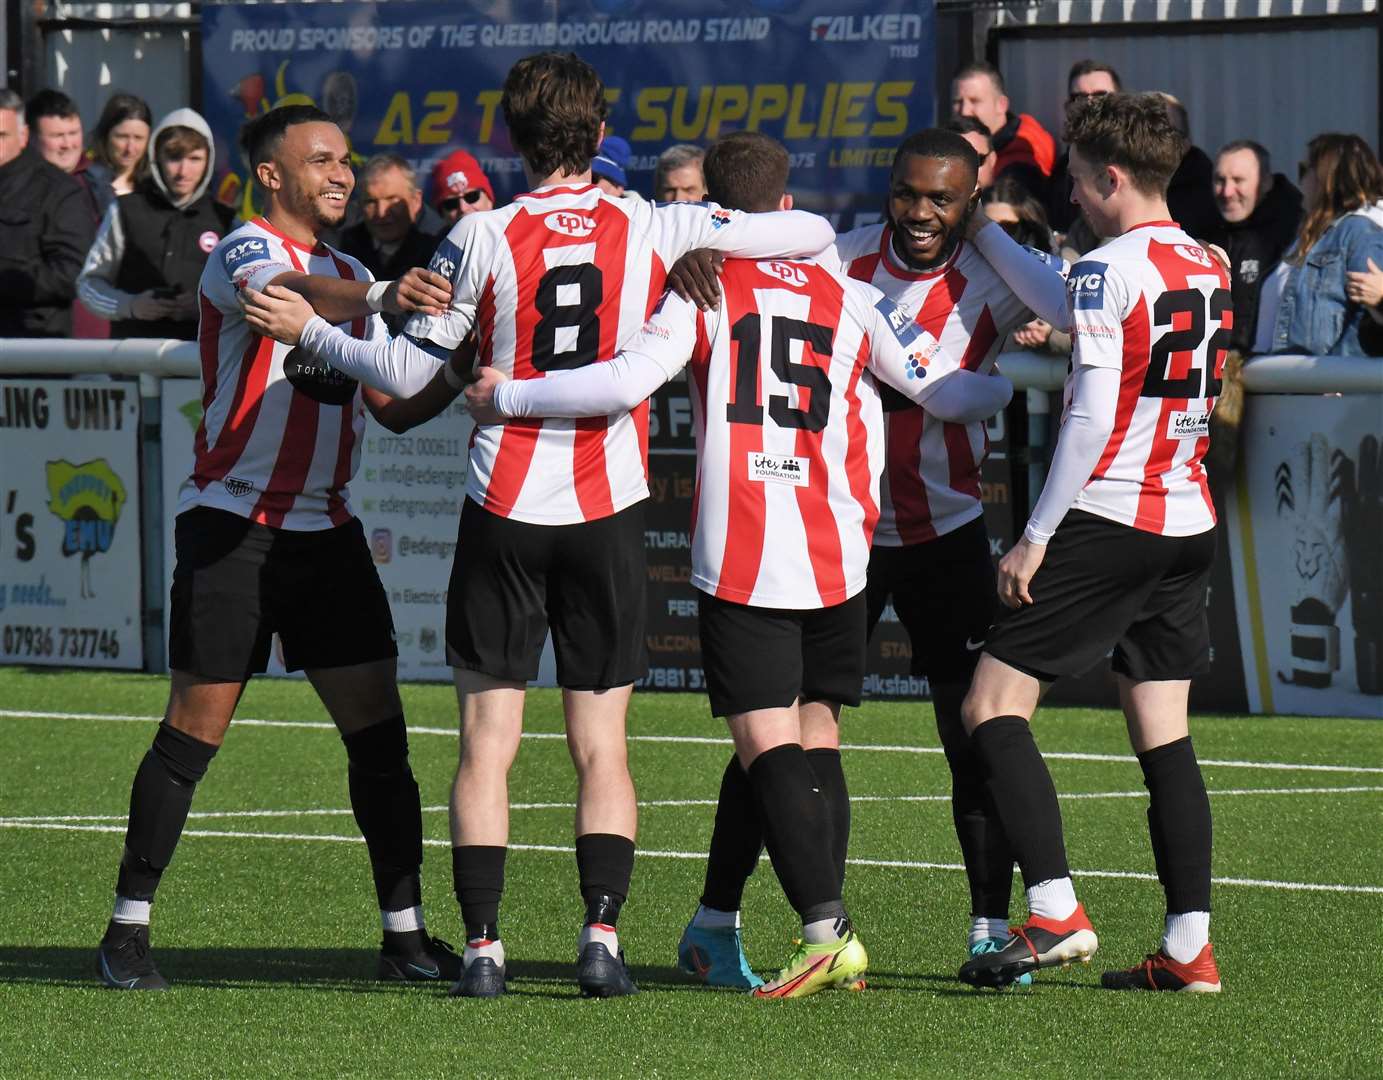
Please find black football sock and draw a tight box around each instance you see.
[452,844,506,941]
[805,747,850,891]
[576,833,636,927]
[115,722,219,902]
[699,755,763,912]
[934,687,1015,919]
[1138,736,1213,914]
[341,715,423,914]
[747,744,847,926]
[969,716,1071,888]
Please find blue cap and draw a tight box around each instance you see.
[592,135,631,189]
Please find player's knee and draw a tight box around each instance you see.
[151,722,219,786]
[341,713,409,775]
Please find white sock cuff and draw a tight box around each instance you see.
[381,905,424,933]
[692,904,740,930]
[112,897,151,925]
[968,916,1010,947]
[1026,877,1078,922]
[580,923,619,954]
[1163,911,1210,964]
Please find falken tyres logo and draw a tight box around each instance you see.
[810,14,924,42]
[45,459,127,599]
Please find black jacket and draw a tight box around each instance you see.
[1167,145,1222,245]
[0,149,96,337]
[1209,175,1303,353]
[111,182,235,339]
[337,219,445,334]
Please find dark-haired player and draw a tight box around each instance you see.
[243,53,838,999]
[94,104,459,990]
[464,129,1013,998]
[956,92,1228,992]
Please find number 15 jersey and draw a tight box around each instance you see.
[403,184,834,526]
[1065,221,1230,536]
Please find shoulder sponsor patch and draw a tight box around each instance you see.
[875,296,920,346]
[709,208,735,229]
[1067,260,1108,310]
[427,237,464,283]
[222,236,270,277]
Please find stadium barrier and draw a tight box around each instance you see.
[1,339,1380,718]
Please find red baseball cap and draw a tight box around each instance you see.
[430,149,494,207]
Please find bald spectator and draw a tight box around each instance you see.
[0,89,95,338]
[654,143,706,202]
[430,148,494,225]
[950,61,1055,200]
[1047,60,1122,231]
[1158,92,1222,241]
[27,89,113,224]
[338,154,446,333]
[942,116,997,192]
[1211,140,1302,353]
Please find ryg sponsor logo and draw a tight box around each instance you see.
[1068,261,1108,310]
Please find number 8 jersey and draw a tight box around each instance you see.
[1066,222,1231,536]
[402,184,835,526]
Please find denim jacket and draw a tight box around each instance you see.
[1272,202,1383,356]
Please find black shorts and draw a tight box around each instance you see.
[985,510,1215,682]
[168,507,397,681]
[699,590,866,717]
[865,515,998,685]
[446,497,647,690]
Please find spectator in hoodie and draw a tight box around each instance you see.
[78,107,234,340]
[1157,93,1222,242]
[950,61,1056,201]
[1211,140,1303,353]
[90,93,152,197]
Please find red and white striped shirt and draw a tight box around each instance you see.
[644,259,955,609]
[1064,223,1228,535]
[181,217,383,531]
[403,184,834,526]
[831,223,1039,545]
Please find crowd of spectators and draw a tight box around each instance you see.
[0,73,1378,357]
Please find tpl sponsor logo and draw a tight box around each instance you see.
[759,260,808,288]
[1175,244,1213,268]
[544,211,596,238]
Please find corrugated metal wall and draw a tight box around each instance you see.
[995,18,1379,179]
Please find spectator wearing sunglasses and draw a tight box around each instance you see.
[430,148,495,223]
[1047,60,1121,233]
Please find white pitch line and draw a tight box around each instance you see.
[4,707,1381,775]
[6,785,1380,826]
[1,818,1379,896]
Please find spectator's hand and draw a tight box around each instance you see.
[242,284,314,345]
[464,366,509,424]
[168,291,199,321]
[667,249,724,311]
[129,290,181,321]
[964,204,993,241]
[1346,257,1383,308]
[1013,319,1053,349]
[386,268,452,316]
[996,536,1045,609]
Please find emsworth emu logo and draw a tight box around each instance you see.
[544,212,596,237]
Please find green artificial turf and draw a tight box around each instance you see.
[1,667,1379,1078]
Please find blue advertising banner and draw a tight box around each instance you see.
[200,1,935,224]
